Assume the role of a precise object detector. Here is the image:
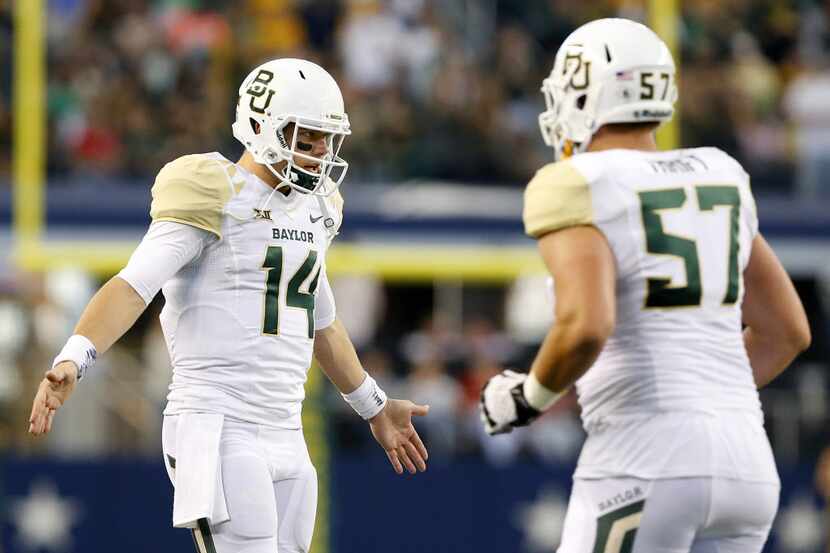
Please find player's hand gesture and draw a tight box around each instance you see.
[369,399,429,475]
[28,361,79,436]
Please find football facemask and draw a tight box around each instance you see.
[266,117,349,196]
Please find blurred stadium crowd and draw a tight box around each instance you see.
[2,0,830,193]
[1,0,829,489]
[1,270,587,466]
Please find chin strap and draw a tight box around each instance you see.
[288,165,321,192]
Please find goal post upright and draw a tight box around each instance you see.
[649,0,681,151]
[12,0,46,252]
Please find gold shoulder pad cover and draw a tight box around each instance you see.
[150,155,234,238]
[523,160,593,239]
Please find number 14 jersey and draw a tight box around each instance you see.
[142,153,340,429]
[524,148,778,483]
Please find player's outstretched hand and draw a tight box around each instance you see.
[369,399,429,475]
[28,361,78,436]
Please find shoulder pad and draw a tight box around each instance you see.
[523,160,593,239]
[321,188,345,238]
[150,154,235,238]
[703,147,749,179]
[329,189,344,224]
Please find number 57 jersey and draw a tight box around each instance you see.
[524,147,778,483]
[147,153,341,430]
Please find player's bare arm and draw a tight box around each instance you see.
[742,234,811,388]
[529,226,617,391]
[314,318,429,475]
[28,276,147,435]
[480,225,616,434]
[29,217,208,436]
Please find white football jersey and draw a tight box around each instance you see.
[147,153,341,429]
[524,147,778,482]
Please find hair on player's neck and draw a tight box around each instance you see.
[587,122,660,154]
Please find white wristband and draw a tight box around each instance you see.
[342,374,388,420]
[53,335,97,382]
[523,372,565,411]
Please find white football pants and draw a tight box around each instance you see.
[558,476,779,553]
[162,415,317,553]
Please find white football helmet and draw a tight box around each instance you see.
[539,18,677,160]
[232,58,351,196]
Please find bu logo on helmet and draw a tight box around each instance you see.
[247,69,275,114]
[562,51,590,90]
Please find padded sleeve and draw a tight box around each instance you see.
[314,265,337,331]
[117,221,214,304]
[742,172,759,241]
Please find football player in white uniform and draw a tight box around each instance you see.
[480,19,811,552]
[29,58,430,553]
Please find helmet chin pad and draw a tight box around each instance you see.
[288,165,320,192]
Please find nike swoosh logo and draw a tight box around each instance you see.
[309,214,323,224]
